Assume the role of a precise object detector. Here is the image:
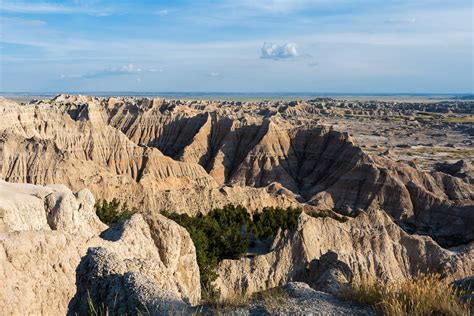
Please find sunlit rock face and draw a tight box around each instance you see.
[0,181,201,315]
[1,96,472,246]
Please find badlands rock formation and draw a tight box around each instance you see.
[215,211,473,298]
[0,95,472,247]
[435,159,474,184]
[0,180,200,315]
[0,95,472,314]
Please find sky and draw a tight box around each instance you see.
[0,0,473,93]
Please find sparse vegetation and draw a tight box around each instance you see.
[341,273,471,316]
[162,204,301,302]
[308,210,348,223]
[87,291,109,316]
[443,115,474,123]
[95,198,137,226]
[257,287,290,313]
[86,292,152,316]
[210,290,249,312]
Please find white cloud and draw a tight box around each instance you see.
[99,64,162,75]
[154,9,169,16]
[208,72,220,77]
[261,42,299,59]
[96,64,163,76]
[59,64,163,80]
[104,64,143,74]
[0,1,113,16]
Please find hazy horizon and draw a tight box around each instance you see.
[2,90,473,95]
[3,91,473,104]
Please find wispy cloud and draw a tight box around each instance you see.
[0,16,47,26]
[384,17,416,24]
[222,0,337,15]
[61,64,163,79]
[0,1,114,16]
[154,9,169,16]
[103,64,161,74]
[261,42,299,60]
[2,0,472,93]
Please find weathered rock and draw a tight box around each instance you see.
[435,159,474,184]
[144,213,201,305]
[214,211,474,298]
[0,181,201,315]
[0,180,105,234]
[1,96,472,246]
[67,247,191,315]
[298,250,353,295]
[0,181,105,315]
[1,95,472,314]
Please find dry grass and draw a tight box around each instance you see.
[443,115,474,123]
[258,287,290,313]
[341,273,471,316]
[210,290,249,312]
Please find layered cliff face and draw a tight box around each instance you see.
[214,211,474,299]
[0,180,201,315]
[0,95,472,246]
[0,97,301,216]
[0,95,473,313]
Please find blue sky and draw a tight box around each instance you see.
[0,0,472,93]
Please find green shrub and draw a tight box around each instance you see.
[162,204,301,302]
[252,206,301,239]
[95,198,137,226]
[308,210,348,223]
[307,210,329,219]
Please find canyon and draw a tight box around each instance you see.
[0,95,473,314]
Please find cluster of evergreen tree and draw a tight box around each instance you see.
[95,198,136,226]
[307,210,348,223]
[162,204,301,301]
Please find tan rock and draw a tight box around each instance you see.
[0,181,201,315]
[214,211,474,298]
[0,96,472,245]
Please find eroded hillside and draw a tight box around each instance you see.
[0,95,473,247]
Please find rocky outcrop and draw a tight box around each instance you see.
[299,250,353,295]
[1,96,473,245]
[0,181,201,315]
[214,211,474,298]
[0,180,106,234]
[68,214,200,314]
[435,159,474,184]
[0,97,300,216]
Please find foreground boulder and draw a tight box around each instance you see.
[302,250,353,295]
[69,214,201,314]
[214,211,474,298]
[0,181,200,315]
